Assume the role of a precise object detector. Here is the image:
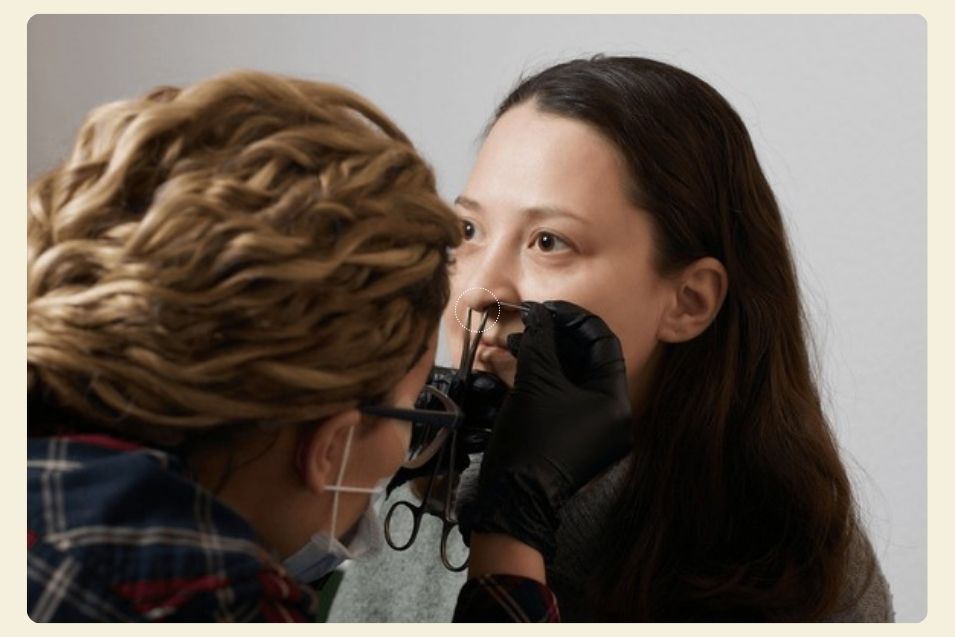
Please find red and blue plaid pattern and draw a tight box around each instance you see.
[28,433,560,622]
[27,434,320,622]
[454,574,560,622]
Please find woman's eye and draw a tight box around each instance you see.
[462,220,476,241]
[534,232,570,252]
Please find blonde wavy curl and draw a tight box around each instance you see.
[28,70,461,444]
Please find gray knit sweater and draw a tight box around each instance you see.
[328,459,893,622]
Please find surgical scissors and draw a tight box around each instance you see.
[381,415,467,571]
[360,307,491,571]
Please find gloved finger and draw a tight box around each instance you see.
[541,300,614,344]
[513,302,562,369]
[505,332,523,357]
[506,303,567,393]
[516,300,544,329]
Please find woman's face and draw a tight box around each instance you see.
[445,101,674,407]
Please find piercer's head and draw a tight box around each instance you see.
[28,70,461,556]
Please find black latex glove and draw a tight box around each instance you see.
[457,300,633,563]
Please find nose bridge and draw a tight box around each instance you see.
[458,239,521,314]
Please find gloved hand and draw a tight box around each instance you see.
[457,300,633,563]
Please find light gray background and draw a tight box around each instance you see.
[28,15,926,621]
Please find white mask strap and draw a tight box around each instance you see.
[329,424,356,540]
[327,485,383,494]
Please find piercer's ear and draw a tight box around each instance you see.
[657,257,728,343]
[296,409,362,495]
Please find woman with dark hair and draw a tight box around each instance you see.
[444,55,894,621]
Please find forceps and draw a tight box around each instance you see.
[377,307,491,571]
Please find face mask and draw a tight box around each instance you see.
[282,425,388,584]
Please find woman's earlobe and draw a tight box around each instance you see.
[657,257,728,343]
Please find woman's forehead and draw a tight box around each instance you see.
[466,103,633,220]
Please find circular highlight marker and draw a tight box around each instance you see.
[452,287,502,333]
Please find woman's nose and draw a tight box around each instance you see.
[457,271,520,316]
[460,286,502,316]
[454,254,521,325]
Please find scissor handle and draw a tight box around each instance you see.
[383,499,424,551]
[439,520,469,572]
[436,428,469,572]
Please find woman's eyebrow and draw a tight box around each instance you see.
[521,205,587,224]
[454,195,586,224]
[454,195,482,212]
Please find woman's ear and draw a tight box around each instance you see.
[297,409,362,496]
[657,257,728,343]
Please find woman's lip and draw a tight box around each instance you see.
[473,346,517,385]
[476,344,514,366]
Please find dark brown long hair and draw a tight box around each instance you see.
[495,56,857,621]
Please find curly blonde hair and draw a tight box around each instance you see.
[28,70,461,444]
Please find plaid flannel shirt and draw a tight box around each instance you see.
[28,434,321,621]
[454,575,559,622]
[28,434,559,622]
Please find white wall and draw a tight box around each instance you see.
[28,14,926,621]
